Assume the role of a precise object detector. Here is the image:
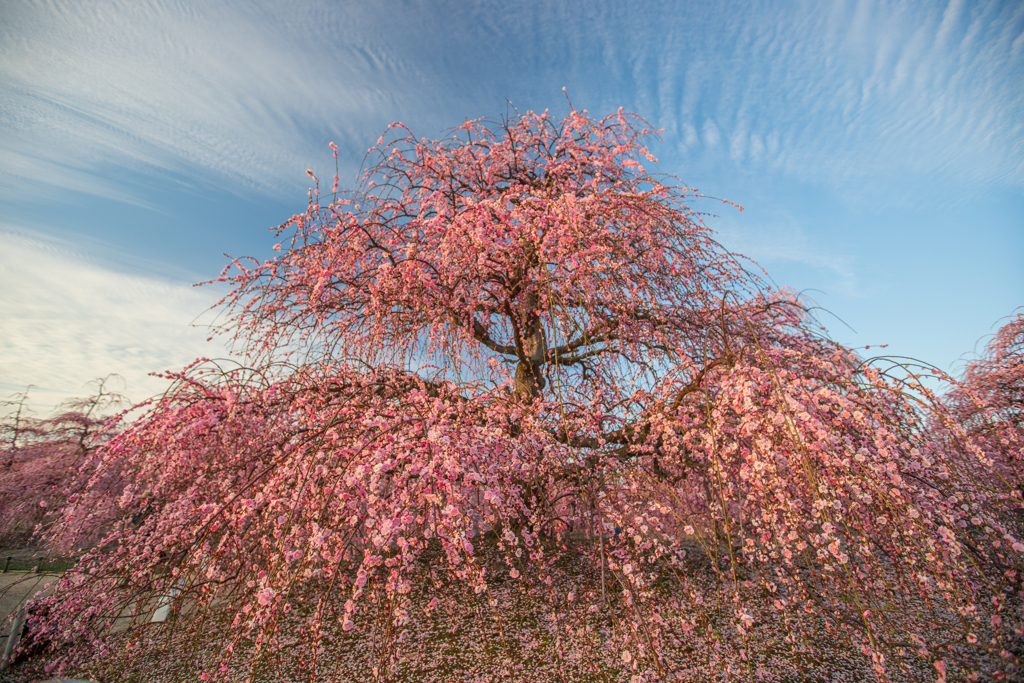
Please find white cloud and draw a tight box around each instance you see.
[748,134,765,163]
[0,229,234,414]
[702,119,721,147]
[657,0,1023,196]
[711,211,856,294]
[1,0,1020,205]
[0,0,431,200]
[681,122,699,149]
[729,125,747,163]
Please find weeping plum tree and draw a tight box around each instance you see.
[0,380,124,548]
[25,108,1024,681]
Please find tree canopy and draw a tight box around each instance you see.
[20,107,1024,682]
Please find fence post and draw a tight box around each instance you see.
[0,604,26,670]
[2,557,9,573]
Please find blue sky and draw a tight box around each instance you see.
[1,0,1022,413]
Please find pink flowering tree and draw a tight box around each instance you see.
[0,380,124,548]
[23,108,1024,681]
[941,312,1023,495]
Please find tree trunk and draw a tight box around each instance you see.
[513,296,547,402]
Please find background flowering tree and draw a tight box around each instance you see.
[0,380,124,549]
[21,108,1024,682]
[941,312,1023,496]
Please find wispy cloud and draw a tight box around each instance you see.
[0,0,437,200]
[0,229,233,414]
[659,0,1024,195]
[3,1,1021,205]
[712,211,856,289]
